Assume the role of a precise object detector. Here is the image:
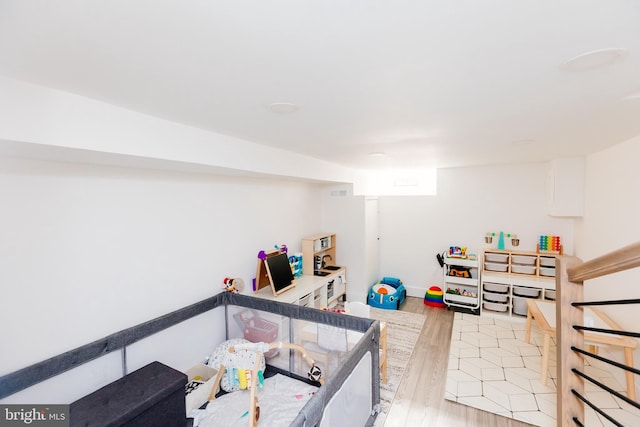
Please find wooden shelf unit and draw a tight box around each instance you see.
[302,233,337,276]
[483,249,559,278]
[481,249,560,318]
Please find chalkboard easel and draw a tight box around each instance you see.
[255,248,286,292]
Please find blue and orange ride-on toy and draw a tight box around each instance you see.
[368,277,406,310]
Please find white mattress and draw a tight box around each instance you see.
[198,374,318,427]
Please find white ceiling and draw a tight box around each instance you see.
[1,0,639,171]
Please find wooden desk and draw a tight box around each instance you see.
[525,299,637,399]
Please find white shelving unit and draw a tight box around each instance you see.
[253,269,347,308]
[301,232,337,276]
[442,257,480,313]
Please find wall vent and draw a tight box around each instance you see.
[330,190,347,197]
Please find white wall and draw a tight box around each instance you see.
[320,185,380,303]
[578,135,640,331]
[378,162,576,296]
[0,156,323,379]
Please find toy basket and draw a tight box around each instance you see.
[234,310,279,358]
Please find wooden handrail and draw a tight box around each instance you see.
[556,256,585,426]
[557,240,640,426]
[567,241,640,283]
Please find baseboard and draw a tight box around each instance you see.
[405,285,426,298]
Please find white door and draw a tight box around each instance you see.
[365,197,379,288]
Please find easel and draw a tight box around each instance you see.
[254,248,285,292]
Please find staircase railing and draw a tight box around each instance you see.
[556,241,640,426]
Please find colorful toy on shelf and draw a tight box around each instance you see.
[538,235,563,254]
[274,244,288,253]
[448,246,467,258]
[368,277,406,310]
[448,266,471,278]
[424,286,445,307]
[288,253,303,277]
[222,277,244,294]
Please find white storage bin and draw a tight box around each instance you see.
[485,253,508,263]
[483,282,509,293]
[445,293,478,305]
[512,297,529,316]
[512,255,536,265]
[485,262,508,272]
[545,290,556,300]
[539,257,556,267]
[513,286,540,298]
[540,267,555,277]
[483,291,509,303]
[483,301,509,312]
[297,293,312,307]
[511,264,536,274]
[185,364,218,414]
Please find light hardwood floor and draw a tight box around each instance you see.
[383,297,534,427]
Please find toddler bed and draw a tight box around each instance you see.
[0,292,382,427]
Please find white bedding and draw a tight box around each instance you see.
[198,374,318,427]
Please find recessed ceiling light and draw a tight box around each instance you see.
[623,90,640,101]
[561,48,628,72]
[267,102,299,113]
[368,151,386,157]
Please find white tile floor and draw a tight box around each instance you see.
[445,312,640,427]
